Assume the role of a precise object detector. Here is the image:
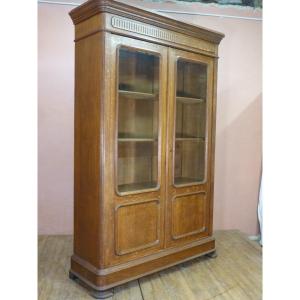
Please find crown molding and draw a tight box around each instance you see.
[69,0,225,44]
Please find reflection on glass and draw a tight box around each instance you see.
[174,59,207,185]
[117,48,159,193]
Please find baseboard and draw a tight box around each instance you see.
[70,238,215,291]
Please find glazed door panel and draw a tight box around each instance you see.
[166,48,214,247]
[104,34,168,265]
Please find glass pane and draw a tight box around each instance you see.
[174,59,207,185]
[117,47,159,193]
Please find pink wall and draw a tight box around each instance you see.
[38,1,262,235]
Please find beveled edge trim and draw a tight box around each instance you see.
[72,235,215,276]
[172,226,206,240]
[171,191,207,240]
[69,0,224,44]
[70,245,215,291]
[116,240,160,256]
[114,199,160,255]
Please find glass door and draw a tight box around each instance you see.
[174,58,208,185]
[117,47,160,194]
[166,48,214,247]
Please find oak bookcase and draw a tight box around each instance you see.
[69,1,224,298]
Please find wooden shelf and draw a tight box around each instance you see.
[118,181,157,193]
[118,132,158,142]
[174,177,202,185]
[176,137,205,141]
[118,138,157,142]
[119,90,157,100]
[176,96,205,104]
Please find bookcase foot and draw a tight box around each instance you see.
[206,250,218,259]
[69,270,78,280]
[89,289,114,299]
[69,270,114,299]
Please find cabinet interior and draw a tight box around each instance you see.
[117,47,159,193]
[117,49,208,192]
[174,59,207,185]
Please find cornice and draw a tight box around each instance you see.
[69,0,225,44]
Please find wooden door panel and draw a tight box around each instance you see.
[166,48,214,247]
[115,200,160,255]
[171,192,207,240]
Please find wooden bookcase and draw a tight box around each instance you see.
[69,1,224,298]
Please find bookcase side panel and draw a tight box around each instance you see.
[73,31,104,268]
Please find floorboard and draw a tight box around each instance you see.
[38,230,262,300]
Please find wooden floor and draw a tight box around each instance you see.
[38,230,262,300]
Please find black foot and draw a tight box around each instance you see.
[90,289,114,299]
[69,270,78,280]
[206,250,218,259]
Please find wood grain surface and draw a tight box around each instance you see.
[38,230,262,300]
[69,0,225,291]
